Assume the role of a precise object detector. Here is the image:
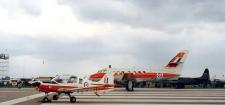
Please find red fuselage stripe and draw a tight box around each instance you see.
[90,72,178,79]
[37,85,78,92]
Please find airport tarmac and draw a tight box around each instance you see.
[1,88,225,105]
[0,88,39,103]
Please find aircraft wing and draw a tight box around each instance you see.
[57,84,113,93]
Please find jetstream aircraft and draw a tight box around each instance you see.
[30,71,114,103]
[172,68,210,88]
[90,50,189,91]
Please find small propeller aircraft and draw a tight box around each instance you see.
[30,71,114,103]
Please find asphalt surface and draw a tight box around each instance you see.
[0,88,39,103]
[1,88,225,105]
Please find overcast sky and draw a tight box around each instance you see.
[1,0,225,79]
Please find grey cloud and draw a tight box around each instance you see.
[2,0,225,78]
[126,35,225,78]
[0,35,104,62]
[0,34,131,65]
[61,0,225,29]
[19,1,42,16]
[0,0,41,17]
[1,30,225,77]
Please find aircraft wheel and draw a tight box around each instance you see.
[53,95,58,100]
[126,80,134,91]
[70,96,76,103]
[42,97,51,103]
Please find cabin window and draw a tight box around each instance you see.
[68,76,77,83]
[79,78,83,84]
[51,81,58,84]
[54,78,63,83]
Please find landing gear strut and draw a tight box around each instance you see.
[42,97,51,102]
[126,80,134,91]
[67,93,77,103]
[70,96,76,103]
[41,92,77,103]
[42,93,51,103]
[53,94,59,100]
[123,73,135,91]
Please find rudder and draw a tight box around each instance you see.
[163,50,189,75]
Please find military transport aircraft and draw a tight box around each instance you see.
[155,68,211,88]
[89,50,189,91]
[173,68,211,88]
[30,71,114,103]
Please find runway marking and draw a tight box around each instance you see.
[41,91,225,104]
[0,91,30,93]
[0,93,44,105]
[12,88,225,105]
[106,91,225,93]
[41,103,221,105]
[70,93,225,97]
[79,92,225,95]
[60,96,225,100]
[75,99,225,102]
[117,88,225,90]
[43,98,225,104]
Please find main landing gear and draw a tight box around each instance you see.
[52,94,59,100]
[42,93,52,103]
[42,92,77,103]
[126,80,134,91]
[67,93,76,103]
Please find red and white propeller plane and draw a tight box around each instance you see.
[31,71,114,103]
[89,50,189,91]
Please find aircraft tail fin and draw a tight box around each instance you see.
[97,69,114,85]
[201,68,210,80]
[92,69,114,94]
[163,50,189,75]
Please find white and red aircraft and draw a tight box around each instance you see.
[89,50,189,91]
[31,71,114,103]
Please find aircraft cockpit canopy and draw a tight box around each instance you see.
[52,75,83,84]
[97,69,107,73]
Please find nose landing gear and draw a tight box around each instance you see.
[41,92,77,103]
